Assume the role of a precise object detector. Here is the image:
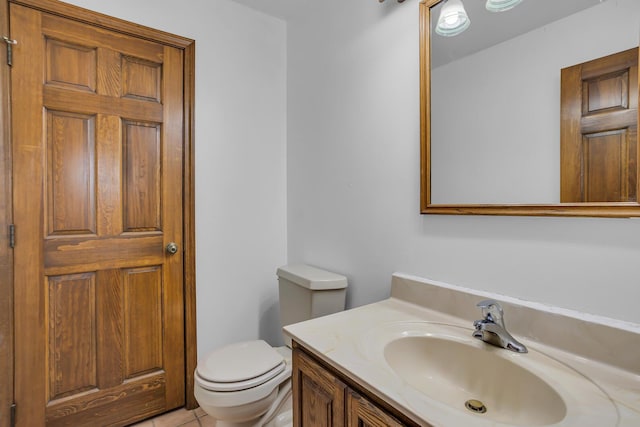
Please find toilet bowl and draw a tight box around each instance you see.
[194,264,348,427]
[194,342,292,427]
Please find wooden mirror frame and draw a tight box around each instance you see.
[419,0,640,217]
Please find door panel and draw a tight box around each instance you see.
[122,56,162,102]
[123,266,163,378]
[45,38,97,92]
[123,122,162,231]
[46,110,96,235]
[583,129,636,202]
[48,273,97,401]
[11,2,185,425]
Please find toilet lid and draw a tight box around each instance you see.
[197,340,285,389]
[196,361,286,392]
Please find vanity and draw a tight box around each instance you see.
[292,344,409,426]
[284,273,640,426]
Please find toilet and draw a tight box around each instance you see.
[194,264,348,427]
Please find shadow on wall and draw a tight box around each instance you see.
[377,0,409,17]
[259,297,283,346]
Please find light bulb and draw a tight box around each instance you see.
[436,0,470,37]
[485,0,524,13]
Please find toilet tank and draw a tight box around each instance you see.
[277,264,348,346]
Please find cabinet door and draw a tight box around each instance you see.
[293,348,347,427]
[347,390,405,427]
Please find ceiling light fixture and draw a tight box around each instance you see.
[434,0,524,37]
[485,0,524,13]
[435,0,470,37]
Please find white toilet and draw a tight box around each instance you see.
[194,264,348,427]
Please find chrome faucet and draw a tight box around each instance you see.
[472,299,528,353]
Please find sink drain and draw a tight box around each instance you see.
[465,399,487,414]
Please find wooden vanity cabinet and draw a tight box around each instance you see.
[292,343,419,427]
[347,390,405,427]
[293,344,347,426]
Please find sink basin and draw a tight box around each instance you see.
[359,321,618,427]
[385,335,565,425]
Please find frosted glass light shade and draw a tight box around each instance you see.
[436,0,470,37]
[485,0,524,13]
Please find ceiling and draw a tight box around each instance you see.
[229,0,304,20]
[228,0,606,67]
[431,0,604,67]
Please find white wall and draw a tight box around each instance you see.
[62,0,640,359]
[431,0,640,204]
[287,0,640,325]
[63,0,288,356]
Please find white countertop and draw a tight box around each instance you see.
[284,273,640,427]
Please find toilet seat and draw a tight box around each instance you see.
[196,361,286,392]
[196,340,287,393]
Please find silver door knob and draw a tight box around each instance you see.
[166,242,179,255]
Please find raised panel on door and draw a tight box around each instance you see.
[123,121,162,232]
[11,2,186,425]
[45,38,97,92]
[123,266,163,378]
[122,56,162,102]
[47,273,97,402]
[582,128,637,202]
[46,110,96,236]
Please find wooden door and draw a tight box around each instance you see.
[561,47,639,202]
[10,2,188,426]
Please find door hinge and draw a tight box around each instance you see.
[10,403,16,427]
[2,36,18,67]
[9,224,15,248]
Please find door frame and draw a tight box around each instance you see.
[0,0,198,422]
[0,0,14,426]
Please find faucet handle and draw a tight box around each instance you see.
[476,299,504,325]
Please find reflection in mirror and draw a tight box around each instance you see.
[421,0,640,216]
[561,48,638,203]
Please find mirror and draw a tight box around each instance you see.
[420,0,640,216]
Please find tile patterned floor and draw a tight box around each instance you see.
[131,407,215,427]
